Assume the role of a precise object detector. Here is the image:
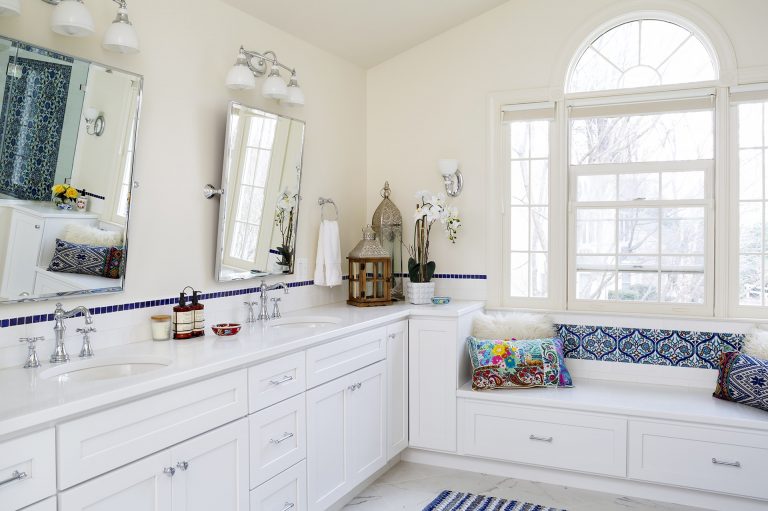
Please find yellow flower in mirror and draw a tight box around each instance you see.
[65,187,79,199]
[52,184,66,195]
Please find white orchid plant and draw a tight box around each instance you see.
[406,191,461,283]
[274,188,299,269]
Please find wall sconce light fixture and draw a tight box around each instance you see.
[0,0,21,16]
[438,159,463,197]
[40,0,139,54]
[225,46,304,106]
[84,107,105,136]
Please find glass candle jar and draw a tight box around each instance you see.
[151,314,171,341]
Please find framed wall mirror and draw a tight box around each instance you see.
[0,36,142,303]
[215,102,305,281]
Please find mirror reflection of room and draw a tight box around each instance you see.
[0,37,141,302]
[216,103,304,282]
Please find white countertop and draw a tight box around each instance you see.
[0,300,484,440]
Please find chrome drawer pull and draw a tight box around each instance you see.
[529,434,553,443]
[347,382,362,391]
[270,432,295,445]
[176,461,190,471]
[163,466,176,477]
[0,470,27,487]
[269,375,295,386]
[712,458,741,468]
[281,503,295,511]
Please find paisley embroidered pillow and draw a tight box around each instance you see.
[467,337,561,390]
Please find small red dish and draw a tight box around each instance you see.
[211,323,241,336]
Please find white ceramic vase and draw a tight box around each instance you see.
[405,280,435,305]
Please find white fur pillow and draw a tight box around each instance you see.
[61,224,123,247]
[743,328,768,360]
[472,312,555,340]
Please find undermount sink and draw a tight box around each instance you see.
[39,355,172,382]
[268,315,342,329]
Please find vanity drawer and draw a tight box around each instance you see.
[20,496,56,511]
[458,399,627,477]
[57,369,248,489]
[249,352,306,412]
[250,394,306,489]
[0,429,55,510]
[306,326,387,388]
[629,420,768,499]
[250,460,307,511]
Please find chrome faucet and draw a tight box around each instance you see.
[258,280,289,321]
[51,303,93,364]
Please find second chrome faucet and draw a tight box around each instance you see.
[245,280,289,323]
[51,303,95,363]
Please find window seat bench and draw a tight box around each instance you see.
[449,375,768,510]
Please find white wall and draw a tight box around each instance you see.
[366,0,768,303]
[0,0,365,366]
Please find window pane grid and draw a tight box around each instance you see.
[508,119,550,299]
[737,101,768,307]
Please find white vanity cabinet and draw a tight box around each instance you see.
[59,418,249,511]
[0,429,56,511]
[306,360,386,511]
[386,320,408,459]
[408,318,468,453]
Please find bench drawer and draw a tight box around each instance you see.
[306,327,386,388]
[0,429,55,510]
[250,394,306,489]
[250,460,307,511]
[459,399,627,477]
[249,352,306,412]
[629,420,768,499]
[57,370,248,489]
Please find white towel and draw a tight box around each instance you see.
[314,220,342,287]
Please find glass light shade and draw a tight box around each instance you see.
[262,72,288,100]
[282,84,305,106]
[225,64,256,90]
[102,9,139,54]
[437,158,459,176]
[0,0,21,17]
[51,0,95,37]
[83,107,99,121]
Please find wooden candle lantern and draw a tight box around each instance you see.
[347,226,393,307]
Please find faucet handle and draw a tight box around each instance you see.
[76,327,97,334]
[18,337,43,368]
[270,297,282,319]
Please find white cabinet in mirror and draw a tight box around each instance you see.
[215,102,305,281]
[0,36,142,304]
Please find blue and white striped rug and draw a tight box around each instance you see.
[423,490,566,511]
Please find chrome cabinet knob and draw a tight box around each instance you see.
[176,461,189,471]
[163,466,176,476]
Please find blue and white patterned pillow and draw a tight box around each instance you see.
[47,239,109,277]
[713,352,768,412]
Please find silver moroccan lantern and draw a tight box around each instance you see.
[347,226,393,307]
[372,182,404,299]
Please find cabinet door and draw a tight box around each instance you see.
[58,451,173,511]
[1,212,43,298]
[409,318,458,452]
[171,418,249,511]
[347,360,387,483]
[386,320,408,459]
[20,496,56,511]
[306,374,349,511]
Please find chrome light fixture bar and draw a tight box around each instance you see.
[225,46,304,106]
[41,0,139,54]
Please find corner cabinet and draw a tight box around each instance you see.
[306,360,386,511]
[59,418,249,511]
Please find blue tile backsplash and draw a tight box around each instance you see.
[556,324,744,369]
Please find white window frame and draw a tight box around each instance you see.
[728,84,768,319]
[500,103,559,308]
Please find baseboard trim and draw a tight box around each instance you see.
[401,448,766,511]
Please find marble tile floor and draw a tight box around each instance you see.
[343,462,706,511]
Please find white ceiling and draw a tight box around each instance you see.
[221,0,509,68]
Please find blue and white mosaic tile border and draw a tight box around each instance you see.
[0,273,487,328]
[556,324,744,369]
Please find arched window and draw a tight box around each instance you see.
[568,19,717,93]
